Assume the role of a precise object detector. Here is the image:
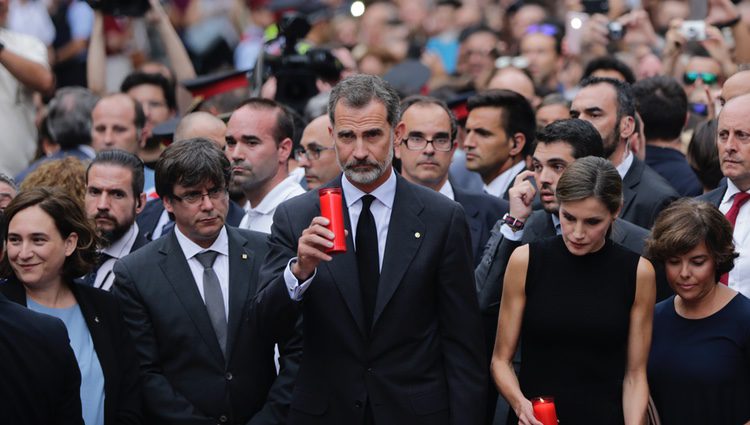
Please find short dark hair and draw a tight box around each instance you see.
[583,56,636,85]
[236,98,295,145]
[87,150,145,198]
[556,156,622,215]
[155,138,231,199]
[328,74,401,128]
[647,198,737,280]
[399,95,458,141]
[633,76,688,141]
[120,71,177,111]
[468,89,536,156]
[458,25,499,45]
[1,187,99,280]
[535,119,604,159]
[579,76,636,120]
[46,87,100,150]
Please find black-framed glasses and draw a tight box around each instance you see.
[403,134,453,152]
[683,71,718,85]
[294,145,333,161]
[171,186,227,205]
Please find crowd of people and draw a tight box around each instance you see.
[1,0,750,424]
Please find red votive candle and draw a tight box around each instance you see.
[531,396,558,425]
[318,187,347,254]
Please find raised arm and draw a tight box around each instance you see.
[622,257,656,425]
[491,245,543,425]
[0,41,54,95]
[86,11,106,95]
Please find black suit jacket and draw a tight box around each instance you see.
[0,279,141,425]
[453,186,508,267]
[137,199,246,240]
[261,174,487,425]
[0,293,83,425]
[620,157,678,229]
[113,226,298,425]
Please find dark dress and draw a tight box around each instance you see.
[515,236,639,425]
[648,294,750,425]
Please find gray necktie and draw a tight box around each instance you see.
[195,250,227,355]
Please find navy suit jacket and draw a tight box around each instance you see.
[453,186,508,266]
[620,157,679,229]
[0,280,141,425]
[113,226,299,425]
[137,198,246,240]
[696,179,726,207]
[260,174,487,425]
[0,293,83,425]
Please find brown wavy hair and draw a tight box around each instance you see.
[646,198,737,281]
[0,187,99,281]
[20,156,87,206]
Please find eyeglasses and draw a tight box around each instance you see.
[171,186,227,204]
[683,72,718,85]
[525,23,559,37]
[402,134,453,152]
[294,145,333,161]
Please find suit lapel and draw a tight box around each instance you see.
[158,233,224,363]
[454,189,481,249]
[322,184,367,337]
[620,157,643,220]
[372,178,424,328]
[522,211,556,243]
[225,228,254,361]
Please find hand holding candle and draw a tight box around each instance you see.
[531,397,559,425]
[318,188,347,253]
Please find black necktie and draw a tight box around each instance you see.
[84,252,112,287]
[356,195,379,331]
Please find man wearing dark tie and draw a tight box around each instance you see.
[698,94,750,298]
[261,75,487,425]
[82,150,148,290]
[113,138,298,424]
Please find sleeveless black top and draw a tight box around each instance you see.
[518,236,640,425]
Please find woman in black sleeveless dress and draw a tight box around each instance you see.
[491,157,656,425]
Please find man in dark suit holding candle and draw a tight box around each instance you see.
[260,74,487,425]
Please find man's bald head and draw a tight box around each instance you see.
[174,112,227,149]
[720,70,750,105]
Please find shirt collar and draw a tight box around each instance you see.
[438,180,455,201]
[616,150,634,180]
[483,161,526,197]
[174,225,229,259]
[246,175,304,215]
[342,168,397,209]
[101,223,139,259]
[722,178,745,206]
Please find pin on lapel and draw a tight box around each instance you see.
[94,316,100,323]
[241,253,248,260]
[414,232,421,239]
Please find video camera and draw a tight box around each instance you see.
[259,13,343,115]
[86,0,150,17]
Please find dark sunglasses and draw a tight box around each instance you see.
[525,24,559,37]
[683,71,718,85]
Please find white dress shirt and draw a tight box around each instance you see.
[483,161,526,198]
[284,169,398,300]
[500,212,561,241]
[438,180,455,201]
[720,180,750,298]
[239,175,306,234]
[95,223,140,291]
[174,225,230,320]
[615,150,634,180]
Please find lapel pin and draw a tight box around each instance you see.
[94,316,100,323]
[414,232,421,238]
[241,253,248,260]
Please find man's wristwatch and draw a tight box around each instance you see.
[0,41,4,53]
[502,213,525,232]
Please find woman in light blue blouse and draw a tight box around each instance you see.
[0,187,141,425]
